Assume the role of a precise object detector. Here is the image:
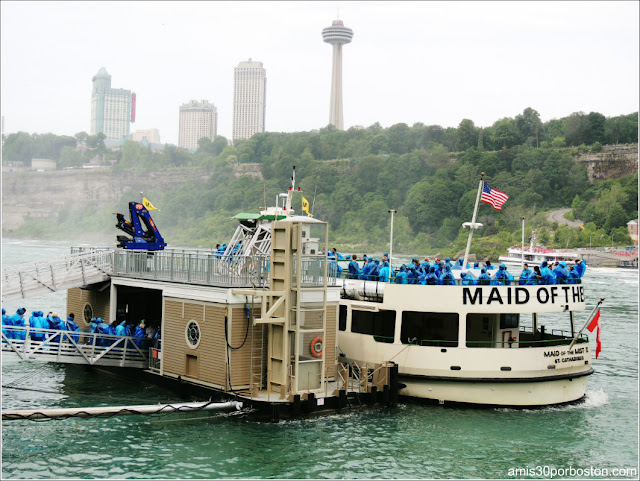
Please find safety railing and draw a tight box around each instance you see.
[2,249,114,301]
[112,249,271,288]
[1,326,150,367]
[337,272,582,286]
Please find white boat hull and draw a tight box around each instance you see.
[399,375,589,406]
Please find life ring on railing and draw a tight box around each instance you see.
[310,337,323,357]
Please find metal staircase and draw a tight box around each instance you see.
[1,249,114,302]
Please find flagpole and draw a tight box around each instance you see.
[462,173,485,271]
[567,297,605,351]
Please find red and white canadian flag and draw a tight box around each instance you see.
[586,310,601,359]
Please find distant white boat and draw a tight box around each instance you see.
[499,246,581,268]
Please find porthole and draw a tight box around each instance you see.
[83,303,93,324]
[185,320,201,349]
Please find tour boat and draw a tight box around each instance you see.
[498,245,582,269]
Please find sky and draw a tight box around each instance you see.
[1,1,638,145]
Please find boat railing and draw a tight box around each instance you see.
[112,249,271,287]
[2,326,150,366]
[337,272,581,286]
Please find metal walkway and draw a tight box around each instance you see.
[1,326,152,369]
[2,249,114,302]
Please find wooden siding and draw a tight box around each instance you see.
[66,287,111,328]
[162,299,267,392]
[325,303,338,379]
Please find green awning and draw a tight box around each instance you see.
[233,213,262,220]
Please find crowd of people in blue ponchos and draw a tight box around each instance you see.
[328,248,587,286]
[2,308,160,348]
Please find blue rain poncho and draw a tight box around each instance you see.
[519,267,532,285]
[31,312,48,341]
[425,266,438,285]
[440,265,456,286]
[540,261,556,285]
[407,265,418,285]
[348,259,361,279]
[574,259,586,278]
[395,265,408,284]
[66,315,80,343]
[478,268,491,285]
[552,262,569,284]
[378,261,391,283]
[115,320,127,336]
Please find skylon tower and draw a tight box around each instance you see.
[322,19,353,130]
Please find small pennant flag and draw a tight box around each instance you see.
[302,196,313,217]
[587,310,601,359]
[481,183,509,211]
[143,197,157,210]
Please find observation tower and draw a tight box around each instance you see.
[322,19,353,130]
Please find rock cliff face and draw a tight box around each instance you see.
[1,168,209,231]
[576,144,638,181]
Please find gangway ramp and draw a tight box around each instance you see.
[1,248,114,302]
[2,326,151,369]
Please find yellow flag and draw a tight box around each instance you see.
[143,197,157,210]
[302,197,313,217]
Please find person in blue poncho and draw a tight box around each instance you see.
[48,313,65,343]
[505,265,514,285]
[348,255,361,279]
[2,308,11,339]
[11,308,27,341]
[97,318,112,346]
[478,268,491,285]
[66,313,80,343]
[540,261,556,285]
[519,264,532,285]
[425,266,438,285]
[574,259,586,278]
[361,257,373,280]
[378,261,391,283]
[115,320,128,337]
[442,257,452,270]
[460,272,476,285]
[552,261,569,284]
[440,265,456,286]
[395,265,409,284]
[568,265,580,284]
[134,321,147,347]
[369,259,380,281]
[30,312,48,341]
[407,265,418,284]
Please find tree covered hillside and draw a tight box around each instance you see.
[3,108,638,258]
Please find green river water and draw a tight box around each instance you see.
[2,239,638,479]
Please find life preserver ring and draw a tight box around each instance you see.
[310,337,323,357]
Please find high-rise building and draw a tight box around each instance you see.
[232,58,266,143]
[90,67,135,140]
[322,19,353,130]
[178,100,217,151]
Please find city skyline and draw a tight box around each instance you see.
[1,1,638,146]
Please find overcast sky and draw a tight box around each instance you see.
[1,1,638,145]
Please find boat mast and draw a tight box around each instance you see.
[462,173,485,270]
[521,216,525,268]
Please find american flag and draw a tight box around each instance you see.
[481,183,509,211]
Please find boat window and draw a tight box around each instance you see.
[500,313,519,329]
[401,312,458,347]
[339,305,347,331]
[351,309,395,343]
[466,313,495,348]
